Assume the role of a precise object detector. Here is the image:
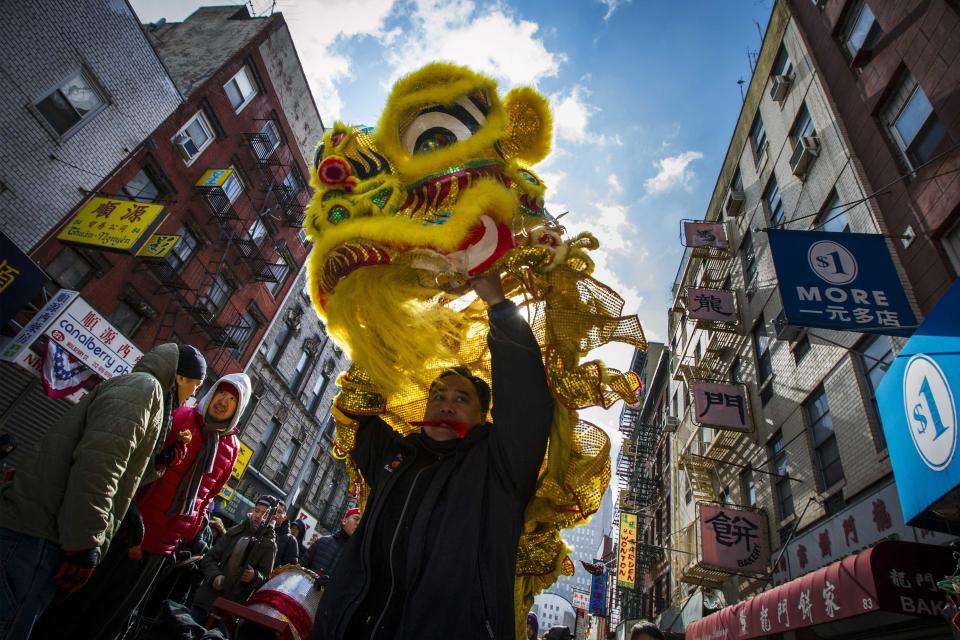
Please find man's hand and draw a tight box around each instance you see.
[470,272,506,306]
[213,575,225,590]
[53,548,100,592]
[240,565,256,583]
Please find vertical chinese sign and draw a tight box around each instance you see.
[692,382,753,432]
[589,559,608,617]
[617,512,638,588]
[699,504,770,575]
[1,231,50,326]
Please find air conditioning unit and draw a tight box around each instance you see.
[664,416,680,433]
[723,188,745,217]
[773,309,802,342]
[790,135,820,178]
[769,74,793,102]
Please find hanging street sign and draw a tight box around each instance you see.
[617,512,638,588]
[56,196,167,255]
[877,279,960,532]
[699,503,770,575]
[692,382,753,432]
[0,232,50,326]
[686,287,738,323]
[135,234,180,259]
[683,221,729,250]
[767,229,917,336]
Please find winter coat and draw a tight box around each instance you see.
[136,373,251,555]
[193,516,277,612]
[274,518,299,566]
[314,301,554,640]
[0,343,179,553]
[301,529,348,581]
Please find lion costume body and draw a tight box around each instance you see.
[303,63,645,637]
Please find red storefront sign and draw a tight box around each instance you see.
[686,541,951,639]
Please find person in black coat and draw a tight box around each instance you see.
[289,519,308,562]
[274,500,299,566]
[313,273,554,640]
[300,508,360,584]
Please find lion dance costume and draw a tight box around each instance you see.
[303,63,645,638]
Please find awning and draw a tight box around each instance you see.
[685,541,952,640]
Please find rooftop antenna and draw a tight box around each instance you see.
[737,78,746,102]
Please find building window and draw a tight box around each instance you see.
[841,1,882,61]
[770,431,794,520]
[859,335,893,449]
[289,350,310,390]
[173,111,215,164]
[109,299,145,337]
[729,355,744,384]
[749,112,768,163]
[806,387,845,489]
[34,69,106,137]
[225,65,257,112]
[249,217,268,247]
[753,316,773,385]
[307,371,331,414]
[814,190,851,233]
[297,228,308,245]
[792,333,811,364]
[268,253,290,296]
[764,177,785,227]
[882,71,946,170]
[275,438,301,487]
[741,467,757,506]
[45,247,94,289]
[122,168,164,203]
[256,120,282,160]
[789,103,816,149]
[203,273,233,316]
[164,225,200,271]
[278,167,304,201]
[232,308,261,359]
[771,43,794,79]
[266,322,292,366]
[740,231,758,290]
[253,417,281,470]
[683,471,693,505]
[823,492,846,516]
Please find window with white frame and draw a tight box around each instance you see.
[841,1,882,61]
[268,252,290,296]
[749,111,768,163]
[203,273,233,316]
[173,111,214,164]
[256,119,281,160]
[881,71,946,170]
[814,190,851,233]
[789,103,816,148]
[34,69,106,136]
[224,65,257,112]
[165,225,200,271]
[764,177,785,227]
[753,315,773,386]
[122,168,163,203]
[770,431,794,520]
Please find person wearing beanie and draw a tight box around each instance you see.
[289,519,308,562]
[34,373,251,640]
[301,507,361,586]
[273,499,300,566]
[190,494,278,624]
[526,612,539,640]
[314,274,554,640]
[0,343,205,639]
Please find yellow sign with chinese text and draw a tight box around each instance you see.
[231,441,254,481]
[195,168,234,188]
[57,197,167,254]
[617,511,638,588]
[135,234,180,259]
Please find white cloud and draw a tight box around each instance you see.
[607,173,622,195]
[548,85,621,146]
[384,1,563,87]
[276,0,397,119]
[596,0,632,21]
[644,150,704,194]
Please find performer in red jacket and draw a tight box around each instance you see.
[34,372,252,640]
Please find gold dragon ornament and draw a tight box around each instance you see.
[303,62,645,638]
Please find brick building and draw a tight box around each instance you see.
[0,5,323,459]
[660,1,957,637]
[228,267,353,534]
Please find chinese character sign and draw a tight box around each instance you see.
[617,512,638,589]
[693,382,752,432]
[135,234,180,259]
[571,590,590,611]
[43,296,143,379]
[700,504,769,575]
[683,222,728,250]
[767,229,916,336]
[0,232,50,326]
[231,441,254,480]
[589,559,607,617]
[56,196,167,254]
[686,288,738,323]
[0,289,78,362]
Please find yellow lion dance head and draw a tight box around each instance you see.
[304,63,645,638]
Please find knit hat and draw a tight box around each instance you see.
[177,345,207,380]
[344,507,360,519]
[213,381,240,400]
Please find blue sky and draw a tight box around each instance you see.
[131,0,774,452]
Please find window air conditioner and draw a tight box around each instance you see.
[773,309,802,342]
[172,133,193,161]
[664,416,680,433]
[789,135,820,178]
[769,74,794,102]
[723,188,745,217]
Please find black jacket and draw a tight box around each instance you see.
[276,518,299,566]
[302,528,349,581]
[314,301,553,640]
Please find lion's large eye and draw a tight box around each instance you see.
[401,96,487,155]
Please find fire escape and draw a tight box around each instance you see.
[139,116,307,376]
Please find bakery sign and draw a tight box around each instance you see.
[699,503,770,575]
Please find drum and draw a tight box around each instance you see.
[245,564,321,640]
